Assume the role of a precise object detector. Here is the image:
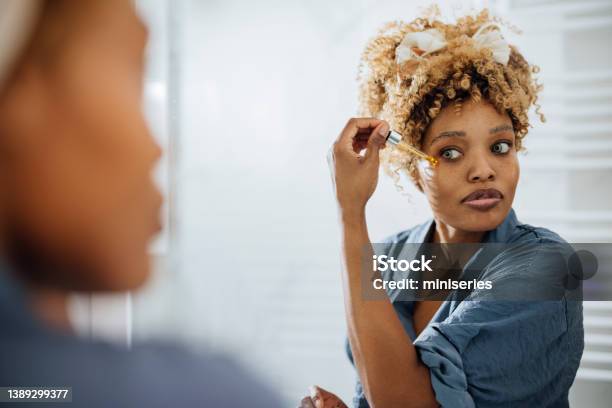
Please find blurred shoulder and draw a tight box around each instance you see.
[0,333,283,407]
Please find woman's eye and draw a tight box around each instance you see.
[441,148,462,160]
[492,141,511,154]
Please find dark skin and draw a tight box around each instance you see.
[0,0,161,330]
[302,100,519,407]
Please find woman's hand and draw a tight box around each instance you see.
[299,385,348,408]
[327,118,389,217]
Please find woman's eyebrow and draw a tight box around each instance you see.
[429,124,513,146]
[490,124,513,134]
[429,130,465,146]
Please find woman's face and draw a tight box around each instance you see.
[417,99,520,234]
[0,0,161,291]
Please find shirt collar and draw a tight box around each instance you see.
[414,207,520,244]
[482,207,520,243]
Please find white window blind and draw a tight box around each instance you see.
[496,0,612,406]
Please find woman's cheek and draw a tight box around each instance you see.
[499,155,520,191]
[417,160,451,206]
[417,159,437,188]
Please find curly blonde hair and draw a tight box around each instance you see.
[358,8,544,190]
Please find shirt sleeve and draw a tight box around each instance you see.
[413,242,576,407]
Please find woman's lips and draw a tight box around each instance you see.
[461,188,503,211]
[463,197,502,211]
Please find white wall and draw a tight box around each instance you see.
[164,1,442,403]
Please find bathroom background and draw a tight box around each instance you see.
[69,0,612,405]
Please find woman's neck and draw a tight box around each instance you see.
[0,235,74,333]
[26,283,74,333]
[432,220,485,244]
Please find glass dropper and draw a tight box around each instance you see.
[386,130,439,168]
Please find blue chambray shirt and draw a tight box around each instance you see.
[346,208,584,408]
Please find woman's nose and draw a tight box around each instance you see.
[143,125,163,164]
[468,155,496,182]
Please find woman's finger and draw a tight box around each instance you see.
[299,396,316,408]
[335,118,387,153]
[310,385,333,408]
[352,139,368,154]
[363,122,389,163]
[309,385,349,408]
[310,385,329,398]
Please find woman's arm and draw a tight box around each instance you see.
[329,118,438,408]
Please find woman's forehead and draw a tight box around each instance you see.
[424,101,513,143]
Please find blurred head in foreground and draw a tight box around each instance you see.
[0,0,161,296]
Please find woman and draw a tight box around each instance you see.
[0,1,281,406]
[301,9,583,408]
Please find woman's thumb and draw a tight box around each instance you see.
[309,385,324,408]
[364,122,389,163]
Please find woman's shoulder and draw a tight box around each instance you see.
[508,219,568,245]
[486,218,572,275]
[480,220,576,300]
[489,208,568,245]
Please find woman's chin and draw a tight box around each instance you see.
[456,204,510,232]
[86,253,152,292]
[113,256,151,291]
